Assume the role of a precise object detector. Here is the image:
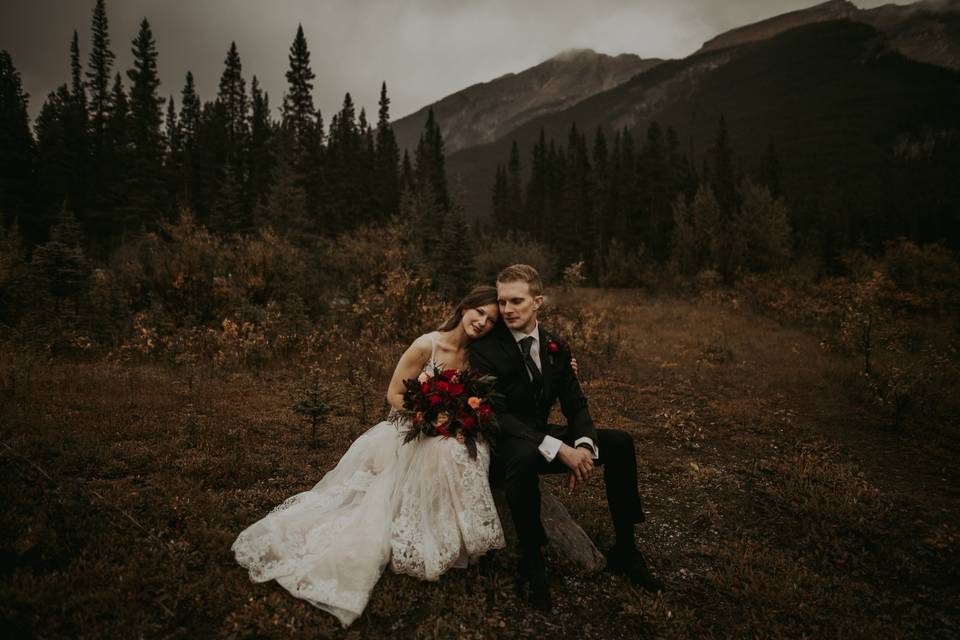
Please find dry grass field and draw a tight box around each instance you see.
[1,289,957,639]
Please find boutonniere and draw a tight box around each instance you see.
[545,336,570,358]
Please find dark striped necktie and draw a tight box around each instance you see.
[519,336,543,390]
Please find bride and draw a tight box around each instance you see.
[231,285,507,627]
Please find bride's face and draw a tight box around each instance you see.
[461,303,499,339]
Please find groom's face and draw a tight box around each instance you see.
[497,280,543,334]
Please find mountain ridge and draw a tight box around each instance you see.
[390,49,661,156]
[444,18,960,226]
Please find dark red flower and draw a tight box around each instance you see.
[462,415,476,430]
[441,369,458,381]
[547,340,559,353]
[434,380,449,393]
[448,383,465,397]
[478,404,493,420]
[421,383,430,394]
[428,395,443,406]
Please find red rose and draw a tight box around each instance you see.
[441,369,458,381]
[428,395,443,406]
[478,404,493,419]
[448,383,465,397]
[421,383,431,394]
[434,380,449,393]
[547,340,559,353]
[462,415,476,430]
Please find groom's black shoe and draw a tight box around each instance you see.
[516,549,552,612]
[606,546,665,594]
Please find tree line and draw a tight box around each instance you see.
[0,0,454,262]
[491,116,791,284]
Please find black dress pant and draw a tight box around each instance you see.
[491,426,645,552]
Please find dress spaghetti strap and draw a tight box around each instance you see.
[430,332,439,365]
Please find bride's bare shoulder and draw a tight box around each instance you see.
[406,333,434,357]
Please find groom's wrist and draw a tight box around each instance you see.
[574,437,598,459]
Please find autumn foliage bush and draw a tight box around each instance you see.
[733,239,960,433]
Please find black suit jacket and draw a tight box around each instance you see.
[469,321,598,446]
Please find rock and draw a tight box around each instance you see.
[492,480,606,572]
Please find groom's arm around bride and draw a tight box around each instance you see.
[469,264,664,611]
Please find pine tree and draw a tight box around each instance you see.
[179,72,201,149]
[712,114,738,217]
[641,121,671,262]
[375,82,400,220]
[400,149,414,193]
[28,207,89,316]
[247,76,274,217]
[668,193,696,275]
[191,99,226,220]
[166,96,180,157]
[436,199,474,297]
[600,129,625,277]
[414,108,449,216]
[256,140,309,242]
[667,126,697,200]
[544,139,562,247]
[216,42,248,158]
[163,95,181,212]
[35,86,73,230]
[67,31,89,222]
[731,179,792,272]
[126,18,165,229]
[525,129,548,238]
[762,136,782,198]
[100,72,132,241]
[282,24,316,152]
[507,139,523,231]
[320,93,363,234]
[211,163,246,233]
[690,184,724,273]
[358,106,368,137]
[491,163,509,230]
[618,127,636,244]
[360,107,378,222]
[591,126,610,268]
[176,71,201,210]
[401,178,446,277]
[302,104,327,229]
[556,122,592,268]
[0,51,39,240]
[86,0,114,148]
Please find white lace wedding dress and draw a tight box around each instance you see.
[231,332,505,627]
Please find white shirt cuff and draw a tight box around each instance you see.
[574,437,599,460]
[538,435,563,462]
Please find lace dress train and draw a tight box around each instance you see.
[231,335,505,627]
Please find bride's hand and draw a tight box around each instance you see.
[571,357,579,376]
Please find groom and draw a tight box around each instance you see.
[469,264,663,611]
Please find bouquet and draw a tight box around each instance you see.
[391,366,500,459]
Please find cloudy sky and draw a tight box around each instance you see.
[2,0,896,123]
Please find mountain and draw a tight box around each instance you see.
[445,17,960,232]
[859,0,960,70]
[698,0,859,53]
[698,0,960,70]
[390,49,661,156]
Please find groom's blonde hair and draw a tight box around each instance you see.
[496,264,543,297]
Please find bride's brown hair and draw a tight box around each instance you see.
[437,285,499,332]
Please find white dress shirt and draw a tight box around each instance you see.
[509,322,598,463]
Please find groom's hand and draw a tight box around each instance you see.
[557,443,594,493]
